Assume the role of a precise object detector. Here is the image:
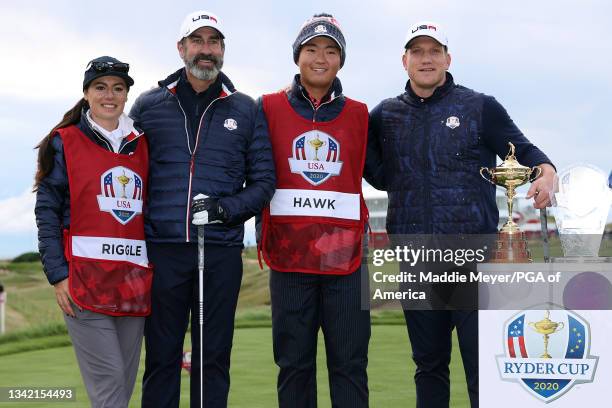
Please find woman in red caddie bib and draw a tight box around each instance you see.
[34,56,152,408]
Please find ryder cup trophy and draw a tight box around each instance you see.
[480,143,542,263]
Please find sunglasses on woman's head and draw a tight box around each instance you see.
[86,61,130,73]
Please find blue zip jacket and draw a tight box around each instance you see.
[364,73,554,234]
[35,113,143,285]
[129,69,275,245]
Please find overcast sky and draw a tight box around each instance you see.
[0,0,610,257]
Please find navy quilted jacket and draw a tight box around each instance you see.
[364,73,554,234]
[129,69,275,245]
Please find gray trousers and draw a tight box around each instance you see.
[64,307,144,408]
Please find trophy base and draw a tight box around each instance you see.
[489,231,532,263]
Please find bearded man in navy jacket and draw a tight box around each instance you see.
[130,10,275,408]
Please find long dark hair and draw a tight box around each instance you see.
[33,98,88,191]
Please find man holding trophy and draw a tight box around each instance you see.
[364,21,556,408]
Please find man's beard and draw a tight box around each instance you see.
[184,53,224,81]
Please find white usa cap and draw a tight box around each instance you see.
[179,10,224,40]
[404,21,448,49]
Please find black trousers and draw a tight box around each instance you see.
[270,267,370,408]
[403,310,478,408]
[141,243,243,408]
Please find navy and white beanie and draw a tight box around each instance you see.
[292,13,346,67]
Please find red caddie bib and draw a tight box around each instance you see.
[260,92,369,275]
[58,125,152,316]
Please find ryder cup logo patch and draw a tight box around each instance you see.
[445,116,460,129]
[97,166,144,225]
[288,130,343,186]
[496,308,598,403]
[314,24,327,34]
[224,118,237,130]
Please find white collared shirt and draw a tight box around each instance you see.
[85,110,137,153]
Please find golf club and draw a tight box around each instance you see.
[198,224,205,408]
[540,208,550,263]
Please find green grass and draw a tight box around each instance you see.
[0,325,470,408]
[4,238,609,331]
[0,255,276,332]
[0,334,71,357]
[0,322,66,344]
[8,238,606,406]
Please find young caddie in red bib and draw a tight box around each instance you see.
[261,92,368,274]
[258,14,371,408]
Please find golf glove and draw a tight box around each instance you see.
[192,194,225,225]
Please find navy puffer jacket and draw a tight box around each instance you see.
[365,73,554,234]
[130,69,275,245]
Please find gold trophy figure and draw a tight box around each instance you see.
[116,170,132,199]
[528,310,564,358]
[480,143,542,262]
[308,134,326,161]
